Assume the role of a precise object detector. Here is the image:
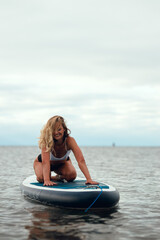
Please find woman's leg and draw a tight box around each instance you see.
[34,157,77,183]
[33,158,44,183]
[53,159,77,182]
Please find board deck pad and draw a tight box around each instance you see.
[31,180,109,189]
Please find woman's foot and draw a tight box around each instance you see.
[51,175,64,182]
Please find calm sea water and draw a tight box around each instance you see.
[0,146,160,240]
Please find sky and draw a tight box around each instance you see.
[0,0,160,146]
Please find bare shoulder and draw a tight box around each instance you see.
[66,136,83,160]
[66,136,78,149]
[66,136,76,145]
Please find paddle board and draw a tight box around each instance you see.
[21,175,120,210]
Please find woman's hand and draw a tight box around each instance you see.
[43,180,57,186]
[85,179,99,185]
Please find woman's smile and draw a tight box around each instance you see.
[54,133,61,138]
[53,124,65,140]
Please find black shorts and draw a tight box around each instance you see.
[37,154,70,171]
[37,154,70,162]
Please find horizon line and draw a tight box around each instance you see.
[0,144,159,148]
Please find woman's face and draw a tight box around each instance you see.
[53,123,65,141]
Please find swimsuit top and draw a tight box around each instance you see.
[50,150,71,161]
[50,137,71,161]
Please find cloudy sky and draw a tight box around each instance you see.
[0,0,160,146]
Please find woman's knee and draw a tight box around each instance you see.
[65,170,77,182]
[36,176,44,183]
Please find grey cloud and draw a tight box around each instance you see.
[1,0,160,85]
[0,0,160,145]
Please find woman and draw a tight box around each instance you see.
[33,116,98,186]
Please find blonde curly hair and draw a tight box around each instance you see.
[38,116,71,152]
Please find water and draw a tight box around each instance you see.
[0,146,160,240]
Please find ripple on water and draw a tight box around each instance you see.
[0,146,160,240]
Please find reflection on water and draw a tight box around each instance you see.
[25,204,119,240]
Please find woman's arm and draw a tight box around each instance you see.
[68,137,98,184]
[41,148,57,186]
